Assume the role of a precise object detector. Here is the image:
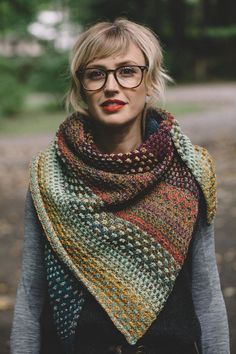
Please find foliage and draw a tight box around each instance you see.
[0,0,39,34]
[27,50,69,94]
[0,75,26,116]
[0,58,27,116]
[0,50,69,116]
[205,25,236,38]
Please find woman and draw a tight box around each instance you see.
[11,19,230,354]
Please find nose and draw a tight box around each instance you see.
[103,71,120,93]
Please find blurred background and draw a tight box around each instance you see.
[0,0,236,353]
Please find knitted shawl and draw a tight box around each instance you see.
[30,109,216,348]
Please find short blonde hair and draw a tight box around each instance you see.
[66,18,171,114]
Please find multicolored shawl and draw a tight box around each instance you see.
[30,109,216,347]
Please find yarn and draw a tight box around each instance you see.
[30,108,216,345]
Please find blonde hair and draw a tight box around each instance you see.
[66,18,172,114]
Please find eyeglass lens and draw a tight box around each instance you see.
[81,66,144,90]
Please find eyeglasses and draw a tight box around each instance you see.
[76,65,148,91]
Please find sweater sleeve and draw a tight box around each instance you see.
[10,190,47,354]
[191,217,230,354]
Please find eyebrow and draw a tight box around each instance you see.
[86,60,140,69]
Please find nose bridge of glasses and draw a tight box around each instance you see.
[104,68,120,88]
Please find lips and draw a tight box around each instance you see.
[100,99,127,113]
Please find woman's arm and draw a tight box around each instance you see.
[192,217,230,354]
[10,190,47,354]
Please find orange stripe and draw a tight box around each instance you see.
[115,211,184,264]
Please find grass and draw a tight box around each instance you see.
[165,102,209,117]
[0,93,65,136]
[0,93,209,136]
[0,111,65,136]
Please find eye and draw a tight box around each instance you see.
[85,69,105,81]
[118,66,138,77]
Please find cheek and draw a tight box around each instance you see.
[130,87,147,108]
[85,94,98,113]
[138,82,148,99]
[136,97,146,113]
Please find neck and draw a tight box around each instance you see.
[93,119,143,154]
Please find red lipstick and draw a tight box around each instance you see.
[100,99,126,113]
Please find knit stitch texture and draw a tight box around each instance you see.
[29,109,216,345]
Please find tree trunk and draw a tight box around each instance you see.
[202,0,212,27]
[169,0,186,46]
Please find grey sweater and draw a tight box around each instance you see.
[10,191,230,354]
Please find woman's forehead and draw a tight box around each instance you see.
[87,42,145,67]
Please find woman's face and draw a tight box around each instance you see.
[83,42,149,130]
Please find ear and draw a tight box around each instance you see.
[145,89,153,103]
[145,82,153,97]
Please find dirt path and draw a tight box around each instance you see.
[0,83,236,353]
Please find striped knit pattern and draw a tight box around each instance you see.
[29,109,216,345]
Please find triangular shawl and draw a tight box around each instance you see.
[29,109,216,345]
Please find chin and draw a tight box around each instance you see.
[93,109,142,128]
[92,113,130,126]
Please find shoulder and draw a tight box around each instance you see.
[170,120,217,224]
[192,145,217,225]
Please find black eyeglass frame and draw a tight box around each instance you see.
[76,65,149,91]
